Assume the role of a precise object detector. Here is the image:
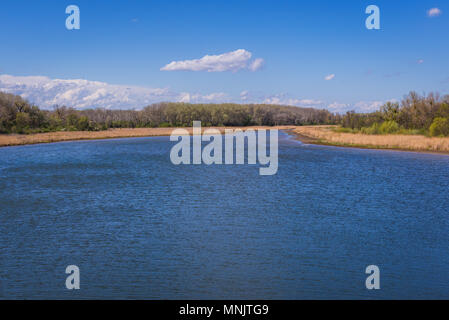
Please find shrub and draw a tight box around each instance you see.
[361,122,380,134]
[379,121,399,134]
[429,117,449,137]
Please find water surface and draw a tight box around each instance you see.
[0,132,448,299]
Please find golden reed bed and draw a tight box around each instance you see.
[293,126,449,154]
[2,125,449,154]
[0,126,294,147]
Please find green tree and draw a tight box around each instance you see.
[77,116,90,131]
[66,113,80,127]
[15,112,31,132]
[436,103,449,119]
[381,102,400,122]
[429,117,449,137]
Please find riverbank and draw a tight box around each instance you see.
[292,126,449,154]
[0,126,295,147]
[3,125,449,154]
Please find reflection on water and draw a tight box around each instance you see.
[0,132,448,299]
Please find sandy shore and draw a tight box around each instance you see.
[292,126,449,154]
[0,126,295,147]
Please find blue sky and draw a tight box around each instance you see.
[0,0,448,111]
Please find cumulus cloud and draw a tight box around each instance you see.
[262,94,324,108]
[0,73,394,114]
[326,100,395,113]
[427,8,442,17]
[353,101,385,113]
[260,94,387,113]
[237,92,371,113]
[326,102,349,113]
[324,74,335,81]
[161,49,264,72]
[257,92,392,113]
[178,92,228,103]
[0,74,227,109]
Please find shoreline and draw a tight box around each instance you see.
[0,126,294,148]
[289,126,449,156]
[1,125,449,156]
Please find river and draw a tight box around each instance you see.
[0,131,448,299]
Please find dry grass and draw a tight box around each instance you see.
[294,126,449,153]
[3,125,448,154]
[0,126,294,147]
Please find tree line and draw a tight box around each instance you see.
[340,92,449,136]
[4,90,447,136]
[0,91,337,134]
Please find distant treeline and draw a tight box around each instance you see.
[3,90,448,136]
[0,91,337,134]
[340,92,449,137]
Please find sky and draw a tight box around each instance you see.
[0,0,448,112]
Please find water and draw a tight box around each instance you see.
[0,132,448,299]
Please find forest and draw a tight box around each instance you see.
[2,90,448,137]
[340,92,449,137]
[0,91,337,134]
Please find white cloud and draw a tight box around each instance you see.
[326,102,349,113]
[240,90,249,101]
[427,8,442,17]
[327,100,394,113]
[324,74,335,81]
[0,74,227,109]
[248,58,264,72]
[260,94,388,113]
[417,59,424,64]
[0,73,394,114]
[161,49,264,72]
[200,92,227,101]
[353,101,385,113]
[268,98,324,108]
[178,92,228,103]
[260,93,324,108]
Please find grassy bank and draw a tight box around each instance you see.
[0,126,294,147]
[293,126,449,153]
[3,125,449,154]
